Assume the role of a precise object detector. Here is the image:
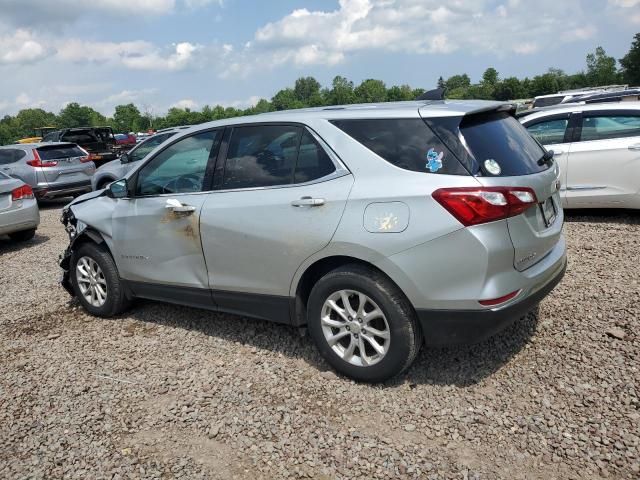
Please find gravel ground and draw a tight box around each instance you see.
[1,202,638,479]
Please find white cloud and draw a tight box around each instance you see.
[0,29,46,64]
[242,0,604,70]
[171,99,198,109]
[608,0,640,6]
[56,39,203,71]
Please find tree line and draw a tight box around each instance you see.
[1,33,638,145]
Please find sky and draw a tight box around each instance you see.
[0,0,638,117]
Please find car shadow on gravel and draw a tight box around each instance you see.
[122,299,538,388]
[0,232,50,254]
[564,208,640,224]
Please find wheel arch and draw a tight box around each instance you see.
[291,254,409,327]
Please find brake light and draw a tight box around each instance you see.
[26,149,57,167]
[11,184,34,201]
[78,147,92,163]
[432,187,537,226]
[479,289,521,307]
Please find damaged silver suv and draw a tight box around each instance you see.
[60,100,566,382]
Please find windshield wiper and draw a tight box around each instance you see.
[537,150,554,166]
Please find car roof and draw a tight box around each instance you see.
[0,142,77,150]
[174,100,510,133]
[519,101,640,123]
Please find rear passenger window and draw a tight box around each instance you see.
[0,149,26,164]
[294,130,335,183]
[223,125,301,189]
[526,118,569,145]
[331,118,467,175]
[580,115,640,141]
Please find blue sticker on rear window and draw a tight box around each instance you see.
[426,148,443,172]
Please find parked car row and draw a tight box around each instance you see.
[0,171,39,242]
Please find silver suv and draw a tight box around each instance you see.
[0,143,95,199]
[59,101,567,382]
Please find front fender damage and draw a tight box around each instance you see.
[59,207,105,296]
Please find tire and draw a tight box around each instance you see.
[307,264,422,383]
[71,242,131,317]
[8,228,36,242]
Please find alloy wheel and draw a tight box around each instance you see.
[320,289,390,367]
[76,256,108,307]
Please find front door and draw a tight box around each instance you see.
[112,129,222,304]
[566,111,640,208]
[200,125,353,321]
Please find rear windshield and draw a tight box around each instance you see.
[330,118,468,175]
[533,96,564,108]
[37,144,86,160]
[425,112,549,176]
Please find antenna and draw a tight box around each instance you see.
[417,88,447,101]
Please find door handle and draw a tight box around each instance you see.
[628,144,640,151]
[552,149,564,156]
[165,198,196,215]
[291,196,325,207]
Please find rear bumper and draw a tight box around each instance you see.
[417,257,566,346]
[0,199,40,235]
[34,180,92,199]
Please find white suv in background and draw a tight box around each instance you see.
[520,103,640,209]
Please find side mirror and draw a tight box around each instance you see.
[106,179,128,199]
[120,153,129,164]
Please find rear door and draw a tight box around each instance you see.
[523,113,572,206]
[200,124,353,320]
[36,144,94,188]
[565,110,640,208]
[423,109,563,272]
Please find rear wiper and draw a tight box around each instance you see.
[537,150,554,166]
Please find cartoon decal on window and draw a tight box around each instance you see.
[484,158,502,175]
[426,148,444,172]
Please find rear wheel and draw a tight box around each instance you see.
[71,242,130,317]
[307,264,422,382]
[8,228,36,242]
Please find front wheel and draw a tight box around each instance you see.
[71,242,131,317]
[307,264,422,383]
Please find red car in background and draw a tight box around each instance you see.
[114,133,137,152]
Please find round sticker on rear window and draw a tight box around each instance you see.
[484,158,501,175]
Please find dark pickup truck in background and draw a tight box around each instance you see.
[43,127,118,168]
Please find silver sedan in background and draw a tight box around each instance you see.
[0,172,39,241]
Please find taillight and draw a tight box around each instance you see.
[79,147,92,163]
[432,187,537,226]
[26,149,57,167]
[11,184,34,201]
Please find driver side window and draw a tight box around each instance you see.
[135,130,220,196]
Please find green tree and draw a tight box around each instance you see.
[620,33,640,86]
[354,79,387,103]
[586,46,620,86]
[494,77,526,100]
[113,103,143,133]
[57,103,103,128]
[271,88,305,111]
[437,76,446,89]
[293,76,323,106]
[386,84,415,101]
[326,76,356,105]
[445,74,471,91]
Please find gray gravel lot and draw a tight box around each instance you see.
[1,202,638,479]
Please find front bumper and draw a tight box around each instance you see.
[417,257,567,346]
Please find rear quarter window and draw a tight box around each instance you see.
[330,118,468,175]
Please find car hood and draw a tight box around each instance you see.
[66,188,106,208]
